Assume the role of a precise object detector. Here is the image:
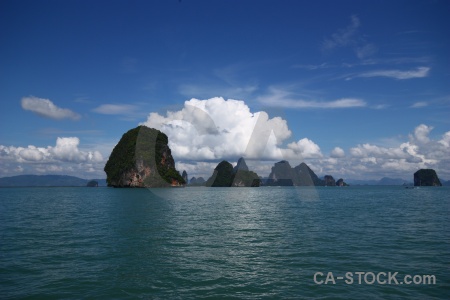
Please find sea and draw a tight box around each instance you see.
[0,186,449,299]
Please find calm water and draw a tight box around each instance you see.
[0,186,449,299]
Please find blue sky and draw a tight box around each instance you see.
[1,0,449,180]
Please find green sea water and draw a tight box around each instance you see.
[1,186,449,299]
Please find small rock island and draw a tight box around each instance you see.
[104,126,185,187]
[205,158,261,187]
[414,169,442,186]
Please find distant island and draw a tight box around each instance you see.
[204,158,261,187]
[0,175,106,187]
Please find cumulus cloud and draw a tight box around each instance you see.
[140,97,307,161]
[286,138,322,158]
[21,96,81,120]
[344,124,450,179]
[412,124,433,144]
[0,137,103,177]
[331,147,345,158]
[140,98,448,180]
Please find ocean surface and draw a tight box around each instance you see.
[1,186,449,299]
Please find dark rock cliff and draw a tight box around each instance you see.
[323,175,336,186]
[182,170,188,183]
[414,169,442,186]
[205,160,235,187]
[104,126,185,187]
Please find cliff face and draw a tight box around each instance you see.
[414,169,442,186]
[104,126,185,187]
[205,160,234,187]
[294,162,324,186]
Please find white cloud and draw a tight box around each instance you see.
[140,98,449,180]
[356,67,430,80]
[140,97,302,161]
[331,147,345,158]
[0,137,104,178]
[21,96,81,120]
[342,124,450,179]
[412,124,433,144]
[92,104,139,115]
[257,87,366,109]
[411,101,428,108]
[286,138,323,158]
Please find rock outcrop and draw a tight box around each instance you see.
[323,175,336,186]
[266,161,324,186]
[294,162,324,186]
[86,180,98,187]
[182,170,188,183]
[233,157,249,172]
[189,176,206,186]
[206,158,260,187]
[104,126,185,187]
[414,169,442,186]
[336,178,348,186]
[205,160,235,187]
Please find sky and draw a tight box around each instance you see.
[1,0,449,181]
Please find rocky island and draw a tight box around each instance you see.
[265,160,347,186]
[414,169,442,186]
[104,126,185,187]
[205,158,260,187]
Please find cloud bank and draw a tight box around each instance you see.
[140,97,322,162]
[139,98,449,181]
[0,137,103,178]
[21,96,81,120]
[340,124,450,179]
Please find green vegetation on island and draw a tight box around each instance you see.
[104,126,185,187]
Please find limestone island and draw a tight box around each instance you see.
[104,126,185,187]
[414,169,442,186]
